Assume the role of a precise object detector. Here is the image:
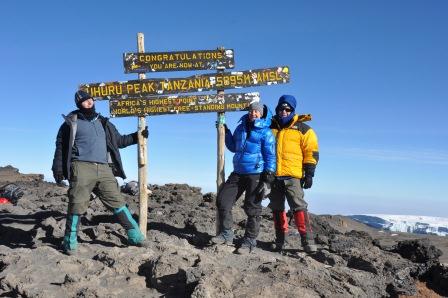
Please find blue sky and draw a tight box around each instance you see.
[1,1,447,217]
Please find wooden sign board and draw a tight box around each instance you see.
[109,92,260,117]
[124,49,235,73]
[81,66,289,100]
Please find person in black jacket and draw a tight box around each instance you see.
[52,90,148,254]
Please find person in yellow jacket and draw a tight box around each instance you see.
[269,95,319,253]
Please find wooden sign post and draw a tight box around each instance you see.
[216,47,226,235]
[137,33,148,238]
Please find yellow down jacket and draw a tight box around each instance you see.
[271,114,319,178]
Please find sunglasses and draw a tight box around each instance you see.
[278,107,292,112]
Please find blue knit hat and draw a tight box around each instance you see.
[276,95,297,113]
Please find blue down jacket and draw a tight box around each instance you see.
[225,105,276,174]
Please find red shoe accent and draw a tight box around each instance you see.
[0,197,10,204]
[273,211,289,233]
[294,210,307,236]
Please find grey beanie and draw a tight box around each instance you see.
[249,102,264,114]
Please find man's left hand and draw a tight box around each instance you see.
[301,176,313,189]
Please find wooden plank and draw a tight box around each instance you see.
[124,49,235,73]
[80,66,289,100]
[109,92,260,117]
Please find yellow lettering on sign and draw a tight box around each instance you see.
[164,81,172,91]
[133,84,141,94]
[89,86,101,97]
[194,78,203,89]
[126,84,133,94]
[108,85,115,95]
[173,80,182,91]
[262,71,270,82]
[276,71,283,80]
[243,73,251,85]
[216,77,222,87]
[226,102,248,110]
[203,78,211,89]
[100,86,109,96]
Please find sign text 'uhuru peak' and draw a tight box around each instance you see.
[81,66,289,100]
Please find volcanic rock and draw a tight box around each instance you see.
[1,166,448,297]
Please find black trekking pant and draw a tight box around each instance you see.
[216,172,262,239]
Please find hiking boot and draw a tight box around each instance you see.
[211,229,234,245]
[270,241,284,252]
[236,237,256,255]
[133,238,151,248]
[270,229,286,252]
[301,236,317,253]
[63,245,77,256]
[211,233,233,245]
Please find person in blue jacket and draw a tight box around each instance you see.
[211,102,276,254]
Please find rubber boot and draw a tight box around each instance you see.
[271,211,288,252]
[114,205,148,247]
[294,210,317,253]
[63,214,80,255]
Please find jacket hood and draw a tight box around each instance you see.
[239,104,272,129]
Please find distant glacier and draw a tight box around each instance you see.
[348,214,448,236]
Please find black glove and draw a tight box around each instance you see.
[141,126,149,138]
[301,176,313,189]
[254,171,275,203]
[53,171,64,184]
[254,182,271,203]
[261,171,275,184]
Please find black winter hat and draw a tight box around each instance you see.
[74,90,92,107]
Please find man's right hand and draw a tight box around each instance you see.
[301,175,313,189]
[53,171,64,184]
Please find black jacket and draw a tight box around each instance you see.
[52,110,138,180]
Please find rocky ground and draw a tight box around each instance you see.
[1,165,447,297]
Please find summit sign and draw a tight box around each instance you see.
[81,66,289,100]
[124,49,235,73]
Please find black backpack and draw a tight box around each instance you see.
[0,183,24,204]
[121,181,139,196]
